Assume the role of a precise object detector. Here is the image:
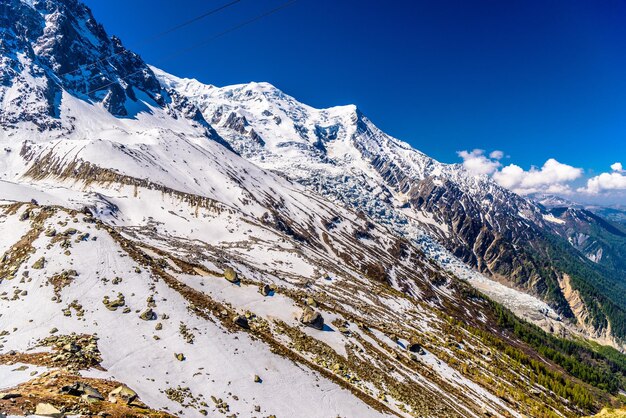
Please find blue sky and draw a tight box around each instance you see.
[83,0,626,204]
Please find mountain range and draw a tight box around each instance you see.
[1,0,626,417]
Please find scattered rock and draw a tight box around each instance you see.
[299,307,324,330]
[60,382,104,402]
[102,293,125,311]
[139,308,156,321]
[34,403,63,418]
[223,267,239,283]
[32,257,46,270]
[39,334,102,371]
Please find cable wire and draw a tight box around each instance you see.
[60,0,243,77]
[82,0,298,97]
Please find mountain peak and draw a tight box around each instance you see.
[1,0,164,123]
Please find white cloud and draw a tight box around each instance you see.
[579,164,626,194]
[455,151,626,202]
[489,150,504,160]
[457,149,501,175]
[457,150,584,195]
[492,159,583,195]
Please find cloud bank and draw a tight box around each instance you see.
[579,162,626,194]
[458,149,583,195]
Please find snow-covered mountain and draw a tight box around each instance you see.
[2,0,626,417]
[155,69,626,346]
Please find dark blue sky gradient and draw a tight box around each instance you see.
[83,0,626,174]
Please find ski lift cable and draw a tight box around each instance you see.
[59,0,243,77]
[82,0,298,97]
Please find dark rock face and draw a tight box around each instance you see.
[343,112,575,313]
[31,0,163,114]
[233,315,249,329]
[1,0,158,116]
[0,0,223,137]
[224,112,249,134]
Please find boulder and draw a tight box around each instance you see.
[139,308,156,321]
[300,307,324,330]
[407,340,426,355]
[233,315,249,329]
[34,403,63,418]
[19,210,30,221]
[260,284,272,296]
[175,353,186,362]
[223,267,239,283]
[60,382,104,401]
[32,257,46,270]
[0,393,20,400]
[108,385,137,405]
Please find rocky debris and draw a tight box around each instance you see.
[39,334,102,371]
[223,267,239,283]
[49,270,79,298]
[34,403,64,417]
[164,386,196,406]
[61,300,83,318]
[233,315,249,329]
[76,233,90,242]
[179,322,195,344]
[337,323,351,336]
[210,396,230,414]
[102,293,125,311]
[60,382,104,402]
[139,308,156,321]
[299,307,324,330]
[32,256,46,270]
